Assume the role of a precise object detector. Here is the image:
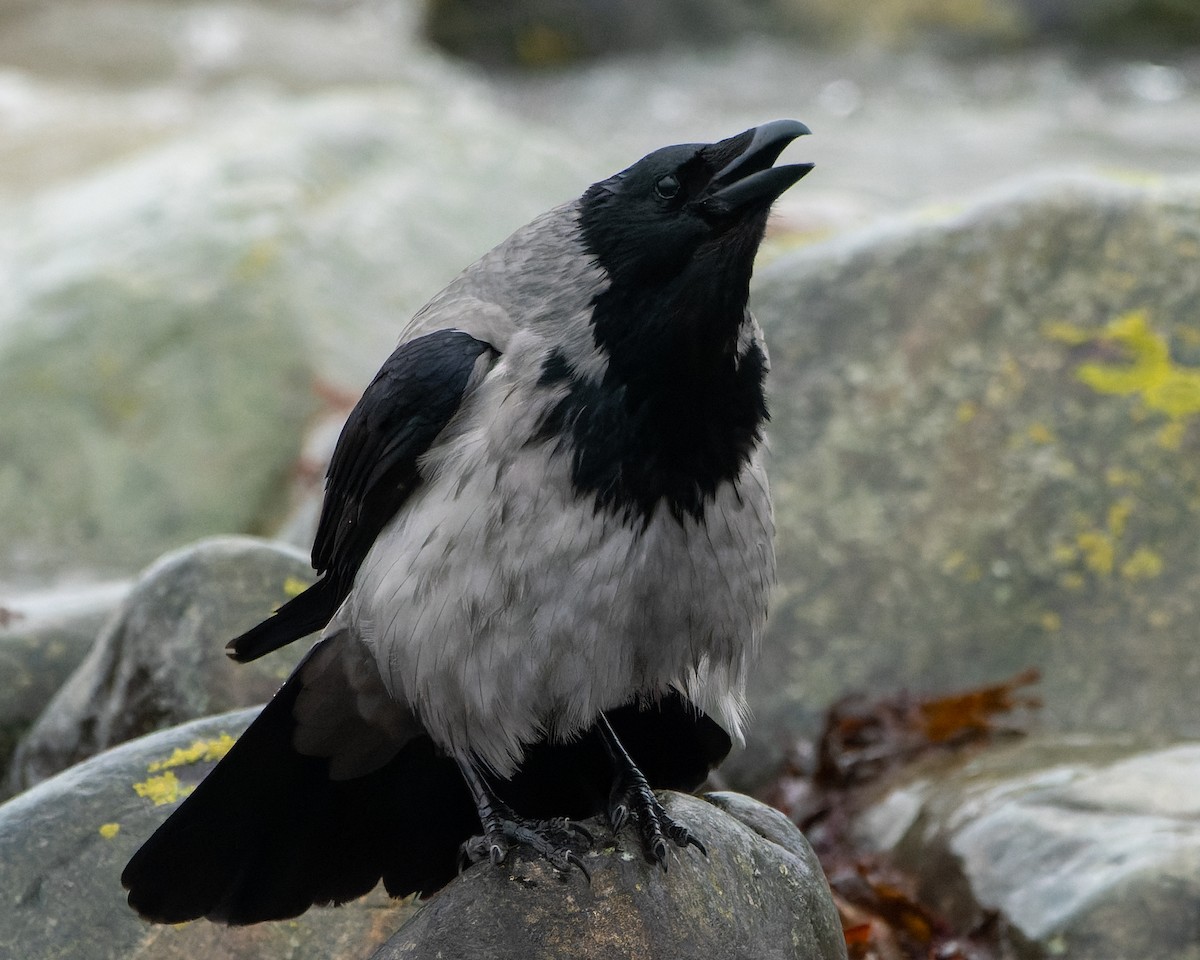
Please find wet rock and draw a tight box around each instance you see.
[854,737,1200,959]
[740,175,1200,783]
[7,537,314,793]
[0,581,130,791]
[0,707,417,960]
[375,790,846,960]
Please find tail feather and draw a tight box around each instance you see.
[225,575,342,663]
[121,667,476,924]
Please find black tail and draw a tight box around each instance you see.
[121,665,478,924]
[225,575,342,663]
[122,682,731,925]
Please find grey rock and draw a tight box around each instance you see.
[0,580,129,791]
[376,790,846,960]
[0,85,592,583]
[854,737,1200,960]
[0,707,418,960]
[7,537,314,793]
[741,176,1200,784]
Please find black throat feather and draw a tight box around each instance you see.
[537,209,770,527]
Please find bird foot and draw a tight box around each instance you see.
[459,815,594,882]
[608,773,706,869]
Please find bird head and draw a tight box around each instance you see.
[578,119,812,296]
[574,119,811,391]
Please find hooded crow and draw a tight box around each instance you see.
[122,119,813,924]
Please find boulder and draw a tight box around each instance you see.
[740,176,1200,783]
[7,537,314,792]
[0,580,129,791]
[375,790,846,960]
[0,707,418,960]
[854,737,1200,959]
[0,84,593,583]
[423,0,1200,64]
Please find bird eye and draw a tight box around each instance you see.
[654,174,681,200]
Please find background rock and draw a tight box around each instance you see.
[0,86,592,584]
[376,790,846,960]
[0,707,418,960]
[423,0,1200,65]
[737,175,1200,782]
[853,737,1200,959]
[6,537,313,793]
[0,580,129,789]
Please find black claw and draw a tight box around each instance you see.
[567,821,595,845]
[686,832,707,856]
[652,838,668,867]
[566,851,592,884]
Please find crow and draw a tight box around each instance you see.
[122,119,812,924]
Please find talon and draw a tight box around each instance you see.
[610,804,628,831]
[686,833,707,856]
[568,821,595,844]
[489,842,506,865]
[566,851,592,884]
[651,837,668,866]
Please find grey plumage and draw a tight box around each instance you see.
[123,119,812,924]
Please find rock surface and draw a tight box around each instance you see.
[0,580,129,790]
[375,790,846,960]
[854,737,1200,960]
[739,176,1200,779]
[0,84,593,583]
[0,707,418,960]
[0,704,843,960]
[7,537,314,793]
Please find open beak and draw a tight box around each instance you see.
[696,119,813,217]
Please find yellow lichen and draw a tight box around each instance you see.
[955,400,978,424]
[146,734,236,774]
[1039,611,1062,632]
[1060,571,1086,591]
[1121,547,1164,581]
[1105,467,1141,488]
[1148,610,1172,629]
[941,550,967,575]
[1075,531,1114,576]
[133,771,188,806]
[1048,311,1200,420]
[283,576,309,598]
[1106,498,1133,539]
[1051,544,1078,566]
[1027,422,1055,444]
[98,823,121,839]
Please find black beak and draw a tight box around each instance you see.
[696,119,813,217]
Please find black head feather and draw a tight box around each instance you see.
[540,121,812,525]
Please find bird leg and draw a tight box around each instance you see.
[596,715,707,869]
[457,761,593,880]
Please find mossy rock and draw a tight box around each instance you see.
[744,175,1200,777]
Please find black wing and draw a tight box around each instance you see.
[227,329,496,662]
